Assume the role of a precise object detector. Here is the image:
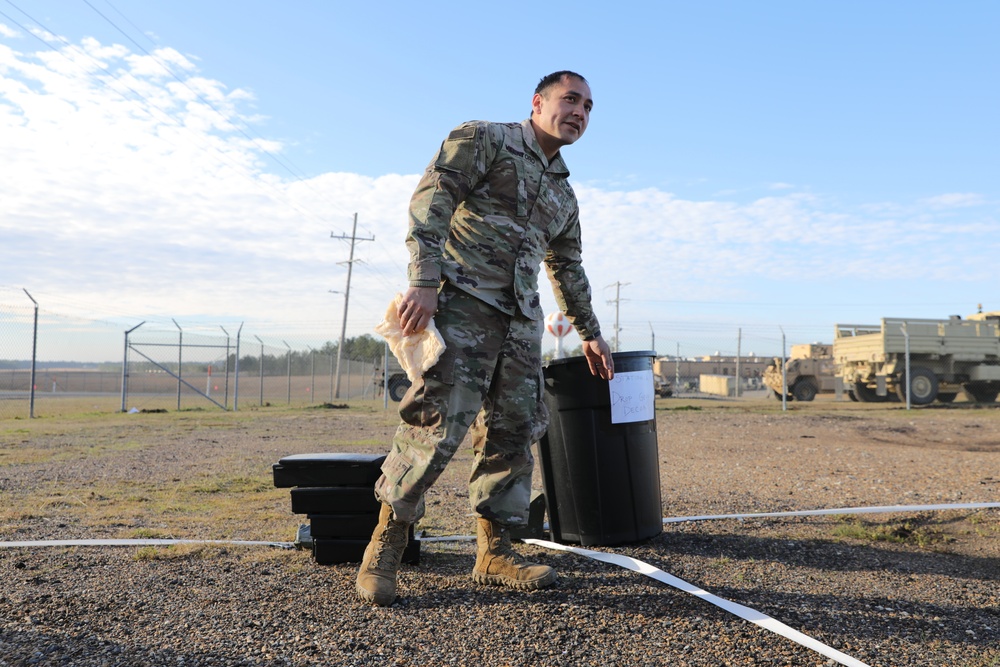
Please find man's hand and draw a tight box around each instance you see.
[582,336,614,380]
[398,286,438,336]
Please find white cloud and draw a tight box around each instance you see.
[0,23,18,39]
[1,34,998,358]
[125,47,197,78]
[919,193,985,209]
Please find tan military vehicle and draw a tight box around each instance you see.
[373,355,411,402]
[763,343,837,402]
[834,311,1000,405]
[654,374,673,398]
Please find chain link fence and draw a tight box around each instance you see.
[0,291,391,419]
[3,291,998,419]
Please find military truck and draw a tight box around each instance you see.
[763,343,838,402]
[654,374,673,398]
[652,358,675,397]
[834,312,1000,405]
[373,355,411,402]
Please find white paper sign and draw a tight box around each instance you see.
[609,369,655,424]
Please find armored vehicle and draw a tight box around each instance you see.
[834,312,1000,405]
[763,343,837,402]
[373,355,411,402]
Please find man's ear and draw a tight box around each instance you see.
[531,92,543,116]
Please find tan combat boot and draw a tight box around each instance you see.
[472,518,557,590]
[356,503,410,606]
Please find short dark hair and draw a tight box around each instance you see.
[535,70,587,96]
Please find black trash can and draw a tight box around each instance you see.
[537,350,662,546]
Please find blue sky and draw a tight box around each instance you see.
[1,1,998,360]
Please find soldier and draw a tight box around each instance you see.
[357,71,615,607]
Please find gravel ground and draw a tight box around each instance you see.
[1,399,998,666]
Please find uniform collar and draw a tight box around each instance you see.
[521,119,570,177]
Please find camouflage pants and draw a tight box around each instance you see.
[374,284,547,526]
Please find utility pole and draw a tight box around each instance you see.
[606,281,630,352]
[331,213,374,398]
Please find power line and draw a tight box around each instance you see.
[80,0,314,184]
[101,0,155,48]
[78,0,388,231]
[3,1,352,227]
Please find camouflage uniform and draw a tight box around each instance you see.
[375,119,602,526]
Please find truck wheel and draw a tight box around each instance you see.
[936,392,958,404]
[852,381,882,403]
[963,383,999,404]
[388,376,412,402]
[792,379,818,402]
[897,367,938,405]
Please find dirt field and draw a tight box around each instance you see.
[0,397,998,666]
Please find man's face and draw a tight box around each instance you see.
[531,76,592,157]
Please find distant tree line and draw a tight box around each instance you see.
[0,360,118,371]
[2,336,388,376]
[234,334,386,375]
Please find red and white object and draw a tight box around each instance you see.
[545,311,571,337]
[545,311,572,359]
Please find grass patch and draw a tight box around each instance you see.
[133,543,209,561]
[2,475,295,542]
[188,475,273,494]
[0,405,398,545]
[131,527,172,539]
[832,514,953,549]
[0,436,151,466]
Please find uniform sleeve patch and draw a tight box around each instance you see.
[447,125,477,141]
[436,124,479,174]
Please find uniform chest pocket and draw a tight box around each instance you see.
[538,189,571,239]
[484,157,527,218]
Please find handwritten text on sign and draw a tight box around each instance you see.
[609,369,655,424]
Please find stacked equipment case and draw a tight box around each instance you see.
[272,452,420,565]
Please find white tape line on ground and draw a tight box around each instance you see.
[663,501,1000,524]
[525,538,870,667]
[0,539,294,549]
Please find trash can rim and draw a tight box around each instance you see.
[544,349,657,368]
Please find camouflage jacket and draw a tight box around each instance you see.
[406,119,601,340]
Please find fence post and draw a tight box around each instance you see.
[23,290,38,419]
[309,347,316,401]
[284,340,292,405]
[902,322,911,410]
[254,335,265,407]
[779,326,787,412]
[121,322,145,412]
[674,342,680,396]
[736,328,742,398]
[233,323,243,411]
[172,319,183,411]
[219,326,230,410]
